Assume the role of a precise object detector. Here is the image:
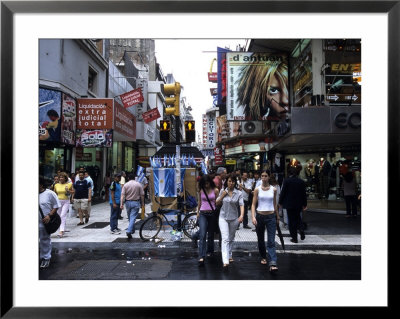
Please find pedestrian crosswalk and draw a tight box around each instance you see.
[51,202,361,252]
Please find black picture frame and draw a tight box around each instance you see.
[1,0,395,317]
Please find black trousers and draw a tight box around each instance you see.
[345,195,358,216]
[286,208,304,241]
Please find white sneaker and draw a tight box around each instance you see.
[110,229,121,235]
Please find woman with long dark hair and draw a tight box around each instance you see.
[196,175,219,266]
[216,174,244,269]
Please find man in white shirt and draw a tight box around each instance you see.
[238,172,253,229]
[39,178,61,268]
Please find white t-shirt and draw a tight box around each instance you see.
[39,189,61,223]
[240,179,254,201]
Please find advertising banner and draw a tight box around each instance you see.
[76,129,113,147]
[61,93,76,145]
[206,113,216,149]
[114,101,136,140]
[142,107,161,124]
[227,52,289,121]
[76,98,113,129]
[214,147,223,165]
[120,88,144,108]
[217,47,230,106]
[216,115,230,142]
[39,88,62,142]
[202,114,207,148]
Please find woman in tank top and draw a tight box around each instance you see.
[251,170,279,273]
[196,175,219,266]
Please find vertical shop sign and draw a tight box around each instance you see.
[114,101,136,140]
[202,114,208,148]
[214,147,223,165]
[217,47,230,107]
[61,93,76,145]
[227,52,288,121]
[207,113,216,149]
[216,115,230,142]
[76,98,113,129]
[39,88,62,142]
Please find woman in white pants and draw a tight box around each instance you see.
[216,174,244,269]
[53,172,73,238]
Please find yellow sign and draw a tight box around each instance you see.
[226,159,236,165]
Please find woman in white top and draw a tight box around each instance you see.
[251,170,279,273]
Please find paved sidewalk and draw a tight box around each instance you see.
[51,201,361,251]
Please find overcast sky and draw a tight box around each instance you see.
[154,39,247,139]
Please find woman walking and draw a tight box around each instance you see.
[251,170,279,273]
[53,172,73,237]
[196,175,219,266]
[216,174,244,269]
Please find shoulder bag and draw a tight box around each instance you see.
[201,187,216,212]
[39,205,61,235]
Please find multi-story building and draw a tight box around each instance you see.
[216,38,361,209]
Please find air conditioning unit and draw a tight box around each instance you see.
[242,121,263,135]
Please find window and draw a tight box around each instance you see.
[88,66,98,95]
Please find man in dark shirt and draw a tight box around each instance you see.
[72,171,92,225]
[279,167,307,243]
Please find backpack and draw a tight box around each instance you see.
[185,191,198,210]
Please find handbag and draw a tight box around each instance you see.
[39,205,61,235]
[201,187,216,213]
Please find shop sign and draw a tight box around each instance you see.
[76,129,113,147]
[334,112,361,129]
[206,113,216,149]
[120,88,144,108]
[216,115,230,142]
[61,93,76,145]
[210,88,218,96]
[208,72,218,83]
[217,47,230,106]
[76,98,113,129]
[202,114,208,148]
[226,159,237,165]
[214,147,223,165]
[142,108,161,124]
[39,88,62,142]
[114,101,136,140]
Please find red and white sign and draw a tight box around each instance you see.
[214,147,224,165]
[202,114,207,148]
[120,88,144,108]
[208,72,218,83]
[142,108,161,124]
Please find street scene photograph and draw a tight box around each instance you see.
[38,37,362,283]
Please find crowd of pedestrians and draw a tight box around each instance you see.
[191,165,309,272]
[39,164,310,273]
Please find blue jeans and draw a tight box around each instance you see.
[255,213,277,266]
[110,204,121,231]
[126,200,141,234]
[198,212,216,258]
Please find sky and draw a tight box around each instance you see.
[154,39,247,139]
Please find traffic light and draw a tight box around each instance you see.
[162,82,181,116]
[160,120,171,143]
[185,120,195,143]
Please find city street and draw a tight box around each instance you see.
[39,201,361,280]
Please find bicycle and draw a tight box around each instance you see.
[139,197,199,241]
